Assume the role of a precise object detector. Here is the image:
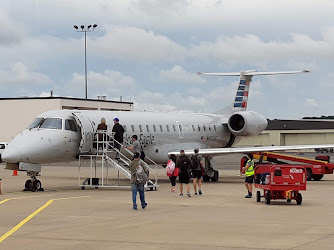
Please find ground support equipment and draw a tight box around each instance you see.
[241,152,334,181]
[254,165,306,205]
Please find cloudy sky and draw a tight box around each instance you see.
[1,0,333,119]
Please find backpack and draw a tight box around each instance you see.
[191,155,199,169]
[136,161,149,184]
[166,160,175,175]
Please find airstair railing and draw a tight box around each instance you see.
[79,129,159,190]
[122,140,158,188]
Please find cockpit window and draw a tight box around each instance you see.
[65,119,78,132]
[39,118,62,130]
[27,118,44,129]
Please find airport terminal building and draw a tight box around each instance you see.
[0,97,133,142]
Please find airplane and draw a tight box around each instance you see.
[3,69,334,191]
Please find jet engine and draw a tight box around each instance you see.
[228,111,268,136]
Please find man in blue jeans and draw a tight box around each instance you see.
[129,152,148,210]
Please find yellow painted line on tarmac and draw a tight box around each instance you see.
[0,199,10,205]
[0,195,53,205]
[53,195,90,201]
[0,195,90,243]
[0,200,54,243]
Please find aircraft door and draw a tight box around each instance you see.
[176,121,184,139]
[72,112,95,153]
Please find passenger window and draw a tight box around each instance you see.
[186,125,189,131]
[40,118,62,130]
[159,125,163,132]
[123,125,127,132]
[203,125,206,131]
[131,125,135,132]
[178,124,182,131]
[153,125,156,132]
[198,125,201,131]
[172,125,176,132]
[208,125,211,131]
[139,125,142,132]
[192,125,195,131]
[146,125,150,132]
[27,118,44,129]
[214,125,217,131]
[166,125,170,132]
[65,119,78,132]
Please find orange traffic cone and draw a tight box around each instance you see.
[12,170,18,176]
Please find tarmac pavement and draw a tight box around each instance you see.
[1,154,334,249]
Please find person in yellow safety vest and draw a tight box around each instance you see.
[242,153,255,198]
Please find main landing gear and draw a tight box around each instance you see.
[203,156,219,182]
[24,171,44,192]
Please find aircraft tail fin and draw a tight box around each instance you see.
[198,70,309,114]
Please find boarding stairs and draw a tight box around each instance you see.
[79,130,158,190]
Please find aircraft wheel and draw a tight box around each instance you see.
[296,193,302,205]
[306,168,313,181]
[287,199,291,202]
[25,180,33,190]
[256,191,261,202]
[203,175,210,182]
[81,186,85,190]
[211,171,219,182]
[33,180,42,192]
[312,174,324,181]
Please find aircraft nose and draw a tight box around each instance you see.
[2,144,27,163]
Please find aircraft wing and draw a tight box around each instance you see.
[168,144,334,157]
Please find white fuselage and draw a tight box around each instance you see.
[3,109,245,165]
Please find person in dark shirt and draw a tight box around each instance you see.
[176,150,192,197]
[112,118,124,158]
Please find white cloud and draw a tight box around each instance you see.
[304,98,318,108]
[66,70,136,99]
[93,26,187,63]
[0,10,23,45]
[158,65,205,84]
[189,31,334,66]
[0,62,52,87]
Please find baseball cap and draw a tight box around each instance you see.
[114,118,119,122]
[134,152,140,158]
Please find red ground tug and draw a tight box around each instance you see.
[253,165,306,205]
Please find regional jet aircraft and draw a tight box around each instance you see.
[3,69,334,191]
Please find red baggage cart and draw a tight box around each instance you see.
[254,165,306,205]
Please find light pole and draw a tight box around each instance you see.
[74,24,98,100]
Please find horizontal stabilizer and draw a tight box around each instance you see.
[198,70,309,77]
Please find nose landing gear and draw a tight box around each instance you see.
[24,171,44,192]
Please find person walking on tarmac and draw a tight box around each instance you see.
[242,153,255,198]
[191,148,204,195]
[176,150,192,197]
